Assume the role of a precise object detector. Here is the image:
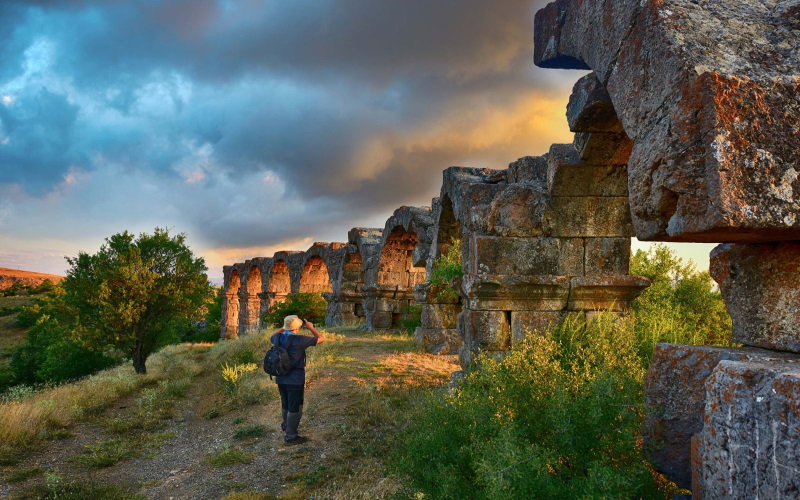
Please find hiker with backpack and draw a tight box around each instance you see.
[266,314,325,445]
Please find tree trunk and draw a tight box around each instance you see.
[132,348,148,374]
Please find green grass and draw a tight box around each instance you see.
[206,446,256,467]
[5,466,44,483]
[234,425,268,440]
[15,475,145,500]
[71,433,174,468]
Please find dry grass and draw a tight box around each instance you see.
[0,342,210,451]
[1,325,458,497]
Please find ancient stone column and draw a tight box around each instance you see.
[413,283,462,354]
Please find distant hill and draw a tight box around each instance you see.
[0,268,64,290]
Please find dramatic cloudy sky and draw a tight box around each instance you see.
[0,0,714,282]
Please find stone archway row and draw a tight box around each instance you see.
[221,69,648,364]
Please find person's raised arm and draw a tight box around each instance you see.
[303,319,325,344]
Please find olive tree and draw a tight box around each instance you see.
[63,228,210,374]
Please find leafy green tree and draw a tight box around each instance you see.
[630,244,732,363]
[10,288,118,385]
[62,228,210,374]
[264,292,327,327]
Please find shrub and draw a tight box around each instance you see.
[428,238,462,302]
[394,314,672,499]
[10,315,118,385]
[630,244,733,364]
[264,292,327,327]
[30,279,57,295]
[394,248,730,498]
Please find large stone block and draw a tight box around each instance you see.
[464,182,549,237]
[566,73,624,133]
[510,311,562,342]
[460,273,570,311]
[468,235,584,276]
[535,0,800,242]
[643,344,800,490]
[547,144,628,196]
[584,238,631,276]
[421,303,460,330]
[695,359,800,499]
[370,312,392,329]
[414,327,462,355]
[566,275,649,311]
[544,196,634,238]
[460,309,511,351]
[710,242,800,353]
[375,298,395,313]
[508,155,547,186]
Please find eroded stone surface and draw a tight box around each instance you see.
[643,344,800,490]
[710,242,800,352]
[535,0,800,242]
[695,358,800,498]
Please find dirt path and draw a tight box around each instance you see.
[0,329,457,499]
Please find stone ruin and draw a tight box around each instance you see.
[222,0,799,495]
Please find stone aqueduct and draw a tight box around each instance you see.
[222,1,799,497]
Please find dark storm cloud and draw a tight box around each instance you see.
[0,87,82,193]
[0,0,582,260]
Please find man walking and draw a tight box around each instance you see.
[270,314,325,445]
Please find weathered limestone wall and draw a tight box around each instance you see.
[324,228,382,326]
[535,0,800,243]
[363,206,434,330]
[532,0,800,496]
[436,73,648,367]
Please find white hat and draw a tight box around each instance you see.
[283,315,303,331]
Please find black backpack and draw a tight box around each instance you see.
[264,334,295,378]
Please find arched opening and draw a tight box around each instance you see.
[371,227,427,328]
[435,195,461,264]
[299,256,332,294]
[378,227,427,289]
[416,195,463,354]
[223,270,240,338]
[240,266,262,335]
[267,259,291,316]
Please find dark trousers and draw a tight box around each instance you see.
[278,383,304,413]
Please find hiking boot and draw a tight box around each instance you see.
[281,422,287,432]
[284,435,308,445]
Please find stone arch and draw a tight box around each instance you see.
[415,194,464,354]
[238,265,262,335]
[299,256,332,294]
[268,259,291,296]
[264,258,292,325]
[221,268,241,339]
[361,207,435,330]
[378,226,427,290]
